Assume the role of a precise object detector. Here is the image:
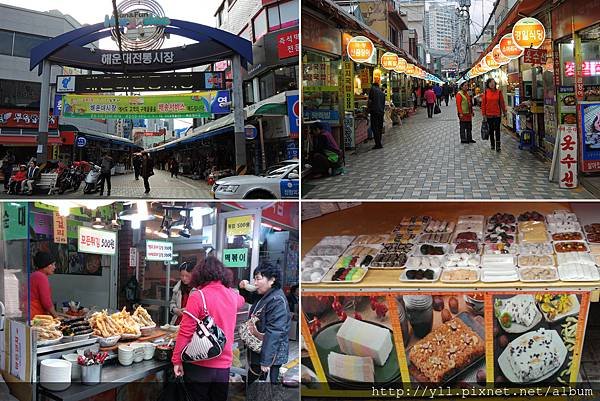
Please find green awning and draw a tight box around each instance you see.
[252,103,287,116]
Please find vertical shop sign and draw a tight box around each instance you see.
[129,247,139,267]
[558,124,579,188]
[53,212,67,244]
[226,215,253,236]
[342,62,354,112]
[580,102,600,172]
[223,248,248,268]
[553,45,561,88]
[574,35,584,101]
[10,320,28,381]
[2,202,28,241]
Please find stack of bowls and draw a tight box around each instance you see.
[118,344,134,366]
[132,344,145,363]
[61,354,81,380]
[139,343,156,360]
[40,359,72,391]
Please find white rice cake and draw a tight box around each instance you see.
[508,328,561,382]
[336,317,393,366]
[328,351,374,382]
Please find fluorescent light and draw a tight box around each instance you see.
[59,204,71,217]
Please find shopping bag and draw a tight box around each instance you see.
[158,377,193,401]
[434,104,441,114]
[480,120,489,140]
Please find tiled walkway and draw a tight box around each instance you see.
[303,104,593,199]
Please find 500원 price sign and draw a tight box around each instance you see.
[78,226,117,255]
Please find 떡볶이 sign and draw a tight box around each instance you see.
[226,215,253,236]
[146,240,173,261]
[62,91,231,119]
[78,226,117,255]
[223,248,249,268]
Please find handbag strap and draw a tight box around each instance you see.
[183,289,209,324]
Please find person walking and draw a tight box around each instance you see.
[424,86,436,118]
[141,151,154,194]
[239,262,290,401]
[415,86,422,108]
[172,257,245,401]
[442,83,450,106]
[433,84,442,107]
[98,151,114,196]
[456,82,475,144]
[481,78,507,152]
[169,158,179,178]
[132,153,142,180]
[368,81,386,149]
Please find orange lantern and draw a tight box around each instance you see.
[492,44,510,65]
[347,36,375,63]
[405,63,415,75]
[485,53,500,69]
[420,69,426,78]
[381,52,399,70]
[394,58,407,73]
[512,17,545,49]
[499,34,524,59]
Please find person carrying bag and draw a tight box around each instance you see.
[172,257,245,401]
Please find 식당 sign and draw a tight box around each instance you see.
[223,248,249,268]
[226,215,253,236]
[62,91,231,119]
[146,240,173,261]
[347,36,375,64]
[277,30,299,59]
[78,226,117,255]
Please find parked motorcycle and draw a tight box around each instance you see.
[83,164,102,194]
[57,161,87,194]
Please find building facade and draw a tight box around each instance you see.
[425,2,460,72]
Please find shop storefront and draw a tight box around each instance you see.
[301,202,600,396]
[0,200,299,401]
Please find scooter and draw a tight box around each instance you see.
[57,163,86,194]
[83,164,102,194]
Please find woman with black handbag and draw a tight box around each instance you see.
[481,78,507,152]
[239,263,291,400]
[172,257,245,401]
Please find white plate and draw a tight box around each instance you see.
[443,253,481,268]
[405,255,444,269]
[399,268,441,283]
[517,255,556,268]
[558,264,600,281]
[518,242,554,256]
[483,243,519,255]
[538,294,580,323]
[518,267,560,282]
[553,240,590,254]
[494,295,542,333]
[556,252,595,266]
[481,269,519,282]
[498,329,567,383]
[440,268,480,283]
[301,256,339,283]
[96,335,121,347]
[315,235,356,247]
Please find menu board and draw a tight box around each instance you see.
[77,226,117,256]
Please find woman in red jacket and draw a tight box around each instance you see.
[172,257,245,401]
[481,78,507,152]
[455,82,475,144]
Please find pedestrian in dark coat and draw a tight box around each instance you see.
[132,153,142,180]
[141,152,154,194]
[368,82,386,149]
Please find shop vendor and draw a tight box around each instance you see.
[30,251,61,319]
[169,261,194,325]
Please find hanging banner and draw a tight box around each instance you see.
[53,212,67,244]
[380,52,399,70]
[146,240,173,261]
[485,53,500,69]
[78,226,117,255]
[342,61,355,111]
[346,36,375,64]
[62,91,231,119]
[512,17,546,49]
[32,212,52,236]
[557,124,579,188]
[223,248,249,268]
[492,45,510,65]
[226,215,253,236]
[580,102,600,172]
[499,33,524,59]
[2,202,28,241]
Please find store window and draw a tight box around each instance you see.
[240,24,251,41]
[268,6,281,31]
[279,0,298,28]
[243,81,254,105]
[259,73,275,100]
[0,29,13,56]
[274,65,298,92]
[0,79,42,107]
[13,32,48,58]
[253,9,268,41]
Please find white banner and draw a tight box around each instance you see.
[129,247,139,267]
[78,226,117,255]
[10,320,27,381]
[558,124,579,189]
[146,240,173,261]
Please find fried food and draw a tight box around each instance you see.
[132,306,155,327]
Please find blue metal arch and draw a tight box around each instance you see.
[30,19,252,71]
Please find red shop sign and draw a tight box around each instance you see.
[523,48,547,65]
[0,109,58,129]
[277,30,299,60]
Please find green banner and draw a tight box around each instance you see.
[67,220,83,239]
[2,202,28,241]
[223,248,249,268]
[62,91,227,119]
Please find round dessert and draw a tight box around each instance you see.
[419,244,445,255]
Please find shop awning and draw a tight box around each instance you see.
[0,135,62,145]
[246,92,288,118]
[59,124,140,148]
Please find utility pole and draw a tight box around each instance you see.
[456,0,472,71]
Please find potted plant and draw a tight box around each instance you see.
[77,350,108,386]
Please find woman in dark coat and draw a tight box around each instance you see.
[239,263,290,395]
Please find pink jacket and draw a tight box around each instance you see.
[172,281,245,368]
[424,89,436,104]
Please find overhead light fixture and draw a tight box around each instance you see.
[131,219,141,230]
[59,204,71,217]
[92,217,105,229]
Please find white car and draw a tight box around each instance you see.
[213,161,299,199]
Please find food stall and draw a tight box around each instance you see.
[0,201,299,401]
[300,202,600,397]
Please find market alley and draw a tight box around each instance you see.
[303,104,594,200]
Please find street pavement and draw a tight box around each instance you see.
[0,169,213,199]
[303,102,594,199]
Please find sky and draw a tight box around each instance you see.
[1,0,222,129]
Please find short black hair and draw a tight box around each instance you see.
[253,262,282,289]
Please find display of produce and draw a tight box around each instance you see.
[454,242,479,254]
[518,255,555,267]
[60,317,93,339]
[405,256,443,269]
[371,252,407,268]
[401,269,437,281]
[519,242,554,255]
[484,243,517,254]
[557,263,600,281]
[408,317,485,383]
[132,306,155,328]
[31,315,63,345]
[393,233,419,243]
[414,244,448,256]
[324,267,367,283]
[488,213,516,225]
[454,231,481,242]
[382,243,414,253]
[518,211,545,222]
[353,234,393,245]
[444,253,479,268]
[519,221,549,243]
[306,244,348,257]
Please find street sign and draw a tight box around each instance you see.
[76,137,87,148]
[245,125,257,140]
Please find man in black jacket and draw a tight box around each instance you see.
[368,82,386,149]
[98,151,114,196]
[141,151,154,194]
